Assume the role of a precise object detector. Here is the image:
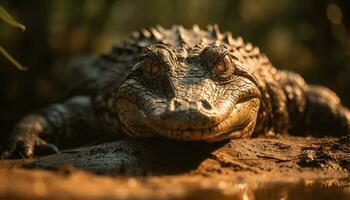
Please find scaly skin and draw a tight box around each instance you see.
[1,25,349,159]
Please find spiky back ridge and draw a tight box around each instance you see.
[78,24,273,96]
[100,24,274,91]
[105,25,270,69]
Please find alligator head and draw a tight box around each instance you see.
[116,43,260,141]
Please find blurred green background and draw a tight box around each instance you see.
[0,0,349,138]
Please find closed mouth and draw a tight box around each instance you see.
[149,97,260,140]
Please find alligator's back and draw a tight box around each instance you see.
[62,25,267,95]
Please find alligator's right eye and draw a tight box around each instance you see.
[146,63,161,75]
[144,58,162,76]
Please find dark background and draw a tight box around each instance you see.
[0,0,349,140]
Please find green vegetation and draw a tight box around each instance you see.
[0,6,25,31]
[0,5,26,71]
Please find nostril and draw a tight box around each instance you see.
[201,99,212,110]
[174,100,181,110]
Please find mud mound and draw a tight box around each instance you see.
[1,136,350,199]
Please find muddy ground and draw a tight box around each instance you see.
[0,135,350,200]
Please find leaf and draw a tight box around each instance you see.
[0,6,27,70]
[0,6,25,31]
[0,45,27,71]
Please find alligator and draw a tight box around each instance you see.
[1,25,349,159]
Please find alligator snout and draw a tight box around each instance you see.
[149,98,226,130]
[168,98,213,112]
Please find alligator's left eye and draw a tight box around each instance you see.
[210,54,236,82]
[214,55,234,73]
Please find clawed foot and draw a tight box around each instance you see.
[0,132,59,159]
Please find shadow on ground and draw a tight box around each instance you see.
[0,136,350,199]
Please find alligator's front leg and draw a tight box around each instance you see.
[0,96,108,159]
[300,86,350,136]
[262,70,350,137]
